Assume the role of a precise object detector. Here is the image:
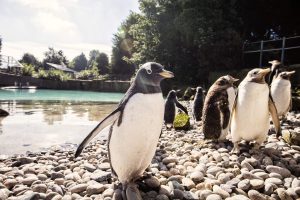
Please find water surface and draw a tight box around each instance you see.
[0,89,123,155]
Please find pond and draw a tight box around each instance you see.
[0,89,124,156]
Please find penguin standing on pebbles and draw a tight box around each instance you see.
[75,62,174,200]
[164,90,188,128]
[202,75,239,141]
[271,71,295,119]
[231,68,281,154]
[192,87,205,122]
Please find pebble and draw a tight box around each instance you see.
[238,179,250,190]
[265,177,283,185]
[207,194,222,200]
[248,190,266,200]
[69,184,88,193]
[190,171,204,182]
[266,165,291,178]
[250,179,264,189]
[86,183,105,195]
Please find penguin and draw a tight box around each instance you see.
[271,70,295,118]
[231,68,281,154]
[164,90,188,128]
[268,60,281,85]
[202,75,239,141]
[75,62,174,200]
[192,86,205,122]
[0,109,9,117]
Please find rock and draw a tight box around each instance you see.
[213,185,230,198]
[207,166,222,176]
[17,157,34,165]
[159,185,171,197]
[241,160,254,171]
[37,174,48,181]
[238,179,250,191]
[190,171,204,182]
[22,176,38,186]
[292,178,300,188]
[32,184,47,193]
[84,162,96,172]
[86,183,105,195]
[90,171,111,182]
[173,189,184,199]
[4,179,17,189]
[226,195,250,200]
[264,183,275,195]
[145,176,160,188]
[199,190,213,200]
[250,179,264,189]
[98,162,110,170]
[102,188,114,198]
[174,113,190,131]
[207,194,222,200]
[182,178,195,190]
[0,167,12,174]
[162,157,178,165]
[0,189,9,200]
[51,172,64,180]
[69,184,88,194]
[266,165,291,178]
[248,190,266,200]
[277,188,293,200]
[156,194,169,200]
[182,191,198,200]
[265,178,283,185]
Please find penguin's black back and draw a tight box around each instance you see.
[202,87,230,140]
[164,98,176,124]
[193,91,204,121]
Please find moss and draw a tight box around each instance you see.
[173,113,190,130]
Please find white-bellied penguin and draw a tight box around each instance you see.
[268,60,281,85]
[75,62,174,200]
[202,75,239,141]
[271,70,295,118]
[231,68,281,153]
[164,90,188,128]
[192,86,205,122]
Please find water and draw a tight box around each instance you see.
[0,89,124,155]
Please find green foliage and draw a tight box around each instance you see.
[36,69,71,81]
[19,53,41,69]
[77,67,99,80]
[21,63,36,76]
[71,53,88,71]
[43,47,69,68]
[88,50,100,66]
[95,53,109,74]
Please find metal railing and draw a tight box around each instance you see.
[243,35,300,67]
[0,54,24,69]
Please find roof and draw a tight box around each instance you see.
[46,63,77,73]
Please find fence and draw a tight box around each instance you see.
[243,35,300,67]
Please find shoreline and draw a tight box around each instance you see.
[0,102,300,200]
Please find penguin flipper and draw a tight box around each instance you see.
[268,97,281,137]
[75,109,121,157]
[175,100,188,114]
[219,100,230,129]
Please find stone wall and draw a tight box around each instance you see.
[0,72,130,93]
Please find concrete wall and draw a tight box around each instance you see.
[0,72,130,93]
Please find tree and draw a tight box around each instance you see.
[95,53,109,74]
[42,47,69,69]
[71,53,88,71]
[88,50,100,67]
[19,53,41,69]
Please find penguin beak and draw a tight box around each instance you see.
[286,71,296,76]
[259,68,271,76]
[159,70,174,78]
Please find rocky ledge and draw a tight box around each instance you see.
[0,107,300,200]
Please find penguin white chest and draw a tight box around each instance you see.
[271,79,291,116]
[109,93,164,183]
[231,82,270,142]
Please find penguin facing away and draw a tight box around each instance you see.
[268,60,281,85]
[164,90,188,128]
[231,68,281,154]
[271,70,295,118]
[192,86,205,122]
[202,75,239,141]
[75,62,174,200]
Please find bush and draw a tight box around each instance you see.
[21,63,35,76]
[36,69,71,81]
[77,69,99,80]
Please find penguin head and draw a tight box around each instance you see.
[135,62,174,87]
[167,90,177,100]
[215,75,239,89]
[278,71,295,80]
[268,60,281,71]
[247,68,271,83]
[196,87,203,93]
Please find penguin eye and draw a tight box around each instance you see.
[219,80,225,85]
[146,69,152,74]
[253,71,258,75]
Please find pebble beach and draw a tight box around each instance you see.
[0,102,300,200]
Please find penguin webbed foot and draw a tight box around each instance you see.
[125,183,142,200]
[231,142,240,154]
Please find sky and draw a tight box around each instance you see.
[0,0,140,61]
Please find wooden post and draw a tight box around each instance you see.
[281,37,286,64]
[259,40,264,67]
